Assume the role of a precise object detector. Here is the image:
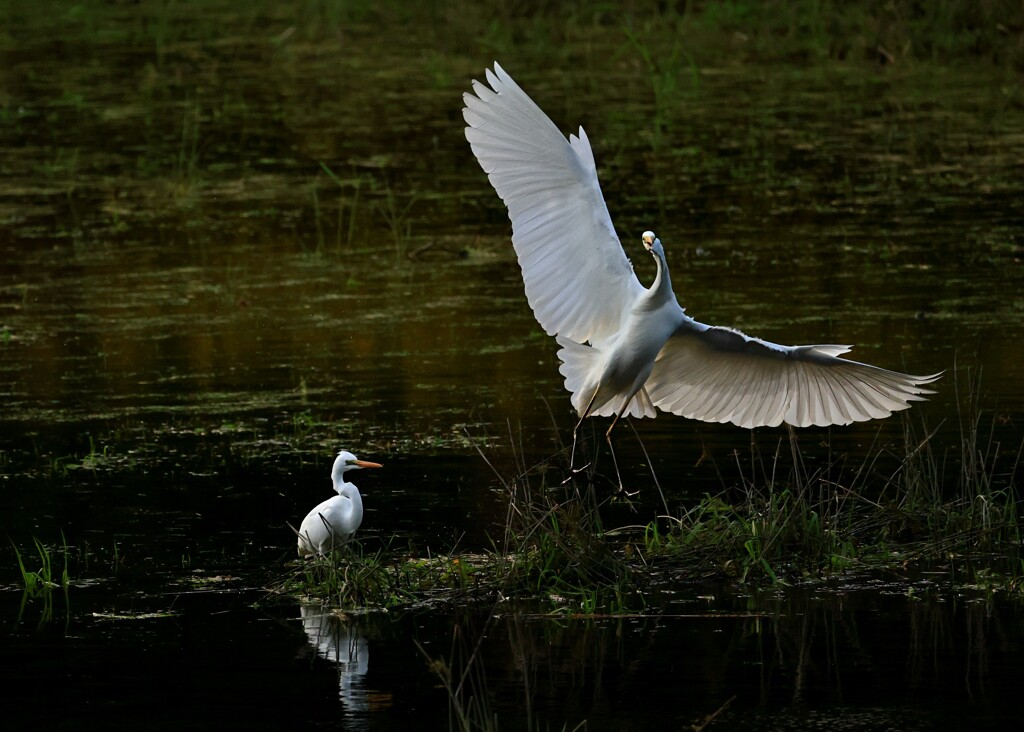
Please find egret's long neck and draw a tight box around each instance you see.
[645,248,675,308]
[336,477,363,515]
[347,483,363,515]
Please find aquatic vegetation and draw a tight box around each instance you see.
[312,162,364,256]
[280,542,469,609]
[173,100,203,197]
[373,176,417,257]
[13,535,71,627]
[13,535,70,597]
[488,454,642,613]
[645,376,1022,586]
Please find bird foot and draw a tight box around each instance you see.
[616,484,639,498]
[561,463,591,484]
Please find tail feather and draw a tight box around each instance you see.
[556,336,597,416]
[555,336,656,419]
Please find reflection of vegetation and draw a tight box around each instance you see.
[412,579,1008,730]
[309,164,416,257]
[374,177,417,257]
[416,618,542,732]
[313,162,363,255]
[174,100,202,196]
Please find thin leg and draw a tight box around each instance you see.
[605,393,638,492]
[569,415,584,473]
[563,417,594,485]
[604,414,624,492]
[568,389,599,475]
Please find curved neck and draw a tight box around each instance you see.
[342,481,363,511]
[335,478,363,512]
[645,247,675,308]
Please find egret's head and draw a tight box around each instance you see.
[331,450,383,485]
[641,230,659,252]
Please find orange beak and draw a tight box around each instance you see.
[354,460,383,469]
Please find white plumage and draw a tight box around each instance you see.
[297,451,382,556]
[463,63,940,435]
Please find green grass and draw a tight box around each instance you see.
[13,536,68,596]
[277,539,497,609]
[643,379,1022,586]
[13,534,72,626]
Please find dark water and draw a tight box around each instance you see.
[3,3,1024,729]
[4,584,1023,730]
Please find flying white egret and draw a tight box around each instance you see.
[297,451,382,556]
[462,63,940,473]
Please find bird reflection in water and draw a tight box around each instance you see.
[300,603,383,717]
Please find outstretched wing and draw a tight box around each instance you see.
[647,317,942,428]
[463,62,644,346]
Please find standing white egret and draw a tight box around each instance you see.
[297,451,382,556]
[462,63,940,474]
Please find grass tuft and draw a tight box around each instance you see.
[13,534,72,627]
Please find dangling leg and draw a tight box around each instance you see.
[602,386,643,495]
[569,414,585,473]
[564,417,590,485]
[604,411,625,492]
[605,392,638,493]
[567,388,599,477]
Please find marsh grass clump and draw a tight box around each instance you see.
[278,540,506,610]
[642,443,878,583]
[646,371,1022,588]
[13,534,72,625]
[285,543,411,609]
[13,535,70,597]
[492,470,641,613]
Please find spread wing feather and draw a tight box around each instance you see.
[463,63,644,346]
[647,318,942,428]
